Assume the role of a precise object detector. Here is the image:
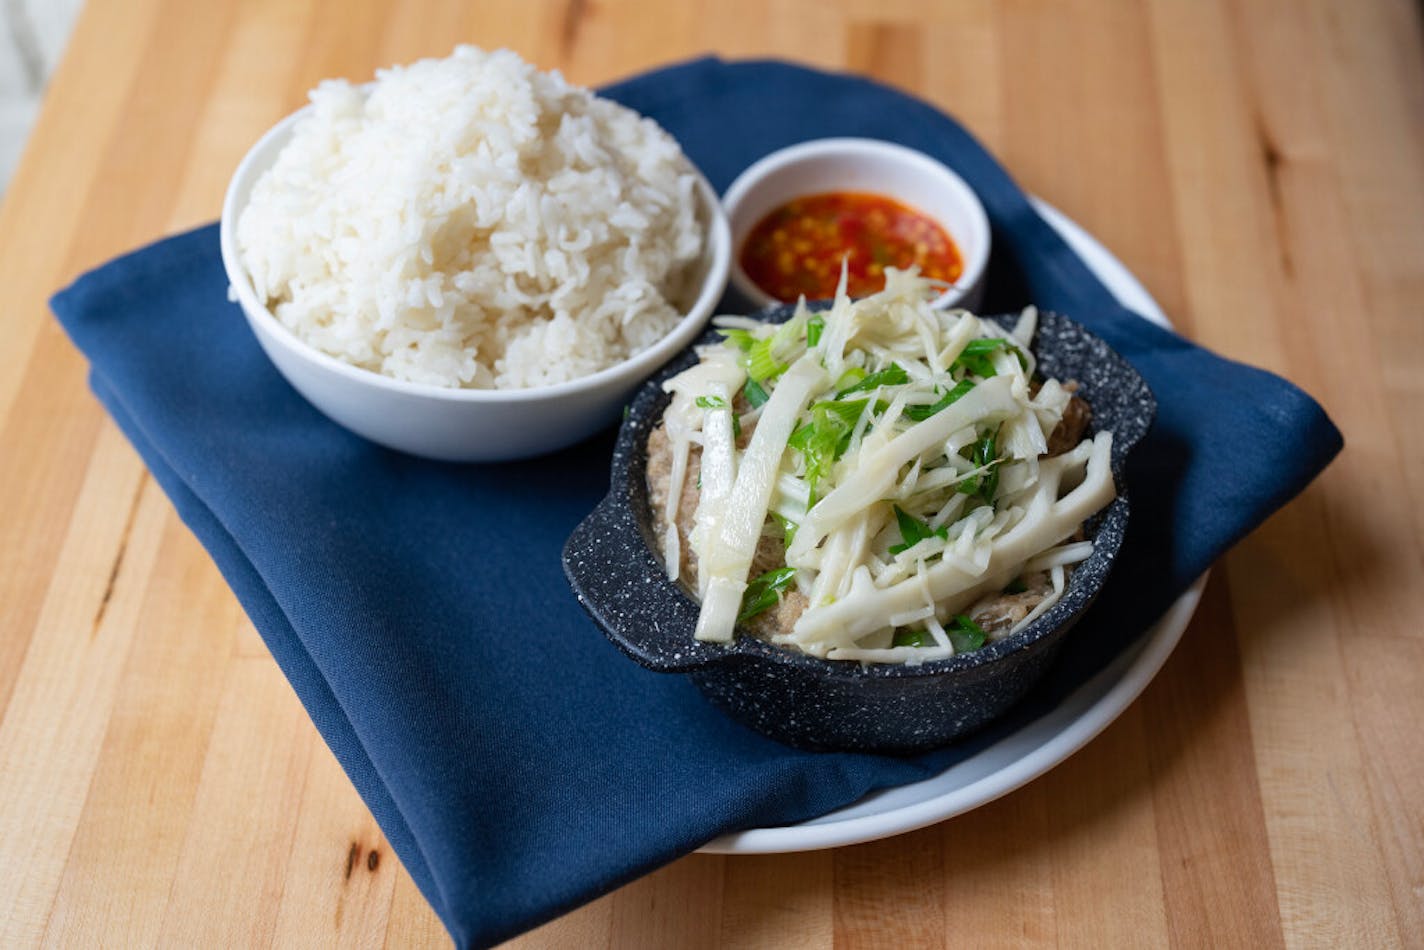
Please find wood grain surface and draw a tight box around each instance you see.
[1,0,1420,946]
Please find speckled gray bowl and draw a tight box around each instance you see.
[563,304,1155,754]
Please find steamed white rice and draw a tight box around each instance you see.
[237,46,704,389]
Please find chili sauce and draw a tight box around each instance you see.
[739,192,963,301]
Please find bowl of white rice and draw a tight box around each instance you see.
[220,47,730,462]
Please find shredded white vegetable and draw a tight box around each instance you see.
[655,269,1116,663]
[693,355,825,642]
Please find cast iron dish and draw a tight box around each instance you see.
[563,303,1155,754]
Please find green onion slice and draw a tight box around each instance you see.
[955,428,1001,502]
[742,378,770,408]
[888,504,949,554]
[836,362,909,398]
[696,393,741,439]
[717,327,757,351]
[738,567,797,624]
[948,614,987,653]
[904,379,976,422]
[806,314,825,347]
[745,335,789,382]
[951,338,1028,379]
[891,628,935,648]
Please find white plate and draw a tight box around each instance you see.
[700,199,1207,855]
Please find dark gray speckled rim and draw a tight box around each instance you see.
[563,302,1156,679]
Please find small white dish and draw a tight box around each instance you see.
[220,106,731,463]
[720,138,990,311]
[700,199,1204,854]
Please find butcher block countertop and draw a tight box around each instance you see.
[1,0,1421,946]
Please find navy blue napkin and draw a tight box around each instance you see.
[52,58,1340,948]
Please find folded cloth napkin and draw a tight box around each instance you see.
[53,58,1341,947]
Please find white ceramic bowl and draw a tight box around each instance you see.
[721,138,990,311]
[220,106,731,463]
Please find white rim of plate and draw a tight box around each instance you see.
[699,197,1207,855]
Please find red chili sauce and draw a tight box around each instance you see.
[739,191,963,301]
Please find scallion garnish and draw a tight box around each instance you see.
[959,338,1011,357]
[811,397,871,430]
[745,335,788,382]
[836,362,909,398]
[771,512,799,547]
[948,614,987,652]
[891,628,935,648]
[717,327,756,351]
[974,429,1000,501]
[833,366,866,392]
[951,338,1028,379]
[788,401,861,495]
[956,429,1001,503]
[903,379,976,422]
[806,314,825,347]
[738,567,797,623]
[696,393,741,439]
[742,378,770,408]
[888,504,949,554]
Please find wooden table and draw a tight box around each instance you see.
[2,0,1420,945]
